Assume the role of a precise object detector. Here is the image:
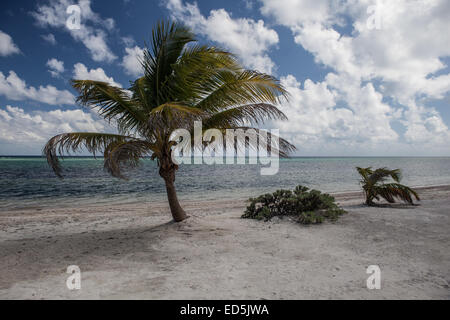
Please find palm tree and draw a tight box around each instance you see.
[356,167,420,206]
[44,21,295,222]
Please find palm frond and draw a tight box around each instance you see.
[356,167,372,183]
[375,183,420,204]
[43,132,139,178]
[189,126,296,158]
[141,21,195,106]
[251,128,296,158]
[369,167,401,184]
[72,80,147,132]
[129,77,153,113]
[195,70,289,113]
[104,140,156,179]
[175,45,238,72]
[202,103,287,129]
[148,103,205,132]
[169,45,241,103]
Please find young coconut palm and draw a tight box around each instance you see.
[44,21,295,222]
[356,167,420,206]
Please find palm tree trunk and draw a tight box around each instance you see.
[363,189,374,206]
[164,177,187,222]
[159,155,187,222]
[365,194,375,206]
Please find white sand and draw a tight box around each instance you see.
[0,186,449,300]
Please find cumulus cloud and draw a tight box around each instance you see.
[278,0,450,103]
[0,105,110,154]
[121,36,135,47]
[31,0,117,62]
[166,0,279,73]
[73,63,122,87]
[46,58,65,77]
[0,70,75,105]
[271,75,398,153]
[121,46,144,77]
[41,33,57,45]
[260,0,339,27]
[259,0,450,152]
[0,30,20,56]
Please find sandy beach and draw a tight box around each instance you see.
[0,185,449,300]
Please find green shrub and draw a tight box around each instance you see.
[242,185,347,225]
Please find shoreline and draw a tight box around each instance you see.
[2,184,449,213]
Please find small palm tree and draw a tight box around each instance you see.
[356,167,420,206]
[44,21,295,222]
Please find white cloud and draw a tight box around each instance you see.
[73,63,122,87]
[46,58,65,77]
[0,105,110,154]
[31,0,117,63]
[402,102,450,145]
[244,0,254,10]
[272,74,400,153]
[273,75,449,155]
[259,0,450,152]
[282,0,450,103]
[121,36,135,47]
[260,0,338,27]
[0,71,75,105]
[166,0,279,74]
[0,30,20,56]
[41,33,57,45]
[121,46,144,77]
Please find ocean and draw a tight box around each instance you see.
[1,156,449,210]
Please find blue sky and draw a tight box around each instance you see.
[0,0,449,156]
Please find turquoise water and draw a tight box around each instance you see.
[1,157,449,209]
